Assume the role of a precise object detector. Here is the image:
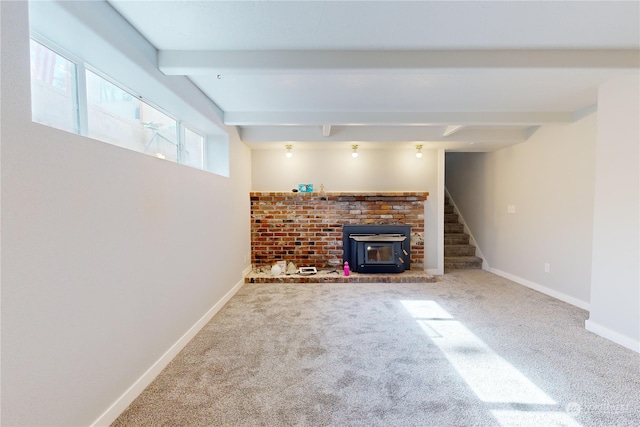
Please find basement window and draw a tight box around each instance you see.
[28,36,220,173]
[86,70,178,162]
[29,39,79,134]
[182,127,205,169]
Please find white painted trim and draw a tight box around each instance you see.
[426,268,443,276]
[488,267,590,311]
[585,320,640,353]
[242,264,253,278]
[437,149,445,275]
[91,278,246,427]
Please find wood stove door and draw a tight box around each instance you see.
[355,241,405,273]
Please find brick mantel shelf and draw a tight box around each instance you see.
[251,191,429,199]
[250,191,428,270]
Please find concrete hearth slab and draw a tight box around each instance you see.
[244,269,437,284]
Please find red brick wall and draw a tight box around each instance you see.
[250,192,428,270]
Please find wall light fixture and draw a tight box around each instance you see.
[285,144,293,158]
[352,144,359,158]
[415,144,423,158]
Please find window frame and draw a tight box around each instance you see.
[29,37,81,134]
[29,34,211,172]
[181,126,206,170]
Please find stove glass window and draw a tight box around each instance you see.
[365,244,394,264]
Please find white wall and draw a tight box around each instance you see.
[251,147,443,272]
[446,78,640,353]
[587,74,640,351]
[1,2,252,425]
[446,113,597,308]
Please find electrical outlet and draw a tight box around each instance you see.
[544,263,550,273]
[507,205,516,214]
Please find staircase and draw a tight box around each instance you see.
[444,196,483,271]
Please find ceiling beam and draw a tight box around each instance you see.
[223,111,575,126]
[239,125,527,144]
[159,50,640,75]
[442,125,464,137]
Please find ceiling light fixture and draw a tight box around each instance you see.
[285,144,293,158]
[351,144,359,158]
[415,144,423,158]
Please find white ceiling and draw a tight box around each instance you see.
[108,0,639,152]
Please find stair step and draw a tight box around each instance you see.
[443,195,480,271]
[444,223,465,233]
[445,245,477,257]
[444,233,470,245]
[444,213,460,223]
[444,256,483,270]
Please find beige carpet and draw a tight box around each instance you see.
[112,270,640,427]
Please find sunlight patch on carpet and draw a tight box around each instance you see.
[491,410,582,427]
[400,300,583,427]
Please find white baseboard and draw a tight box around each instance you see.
[242,264,253,277]
[91,277,246,427]
[487,267,590,311]
[585,320,640,353]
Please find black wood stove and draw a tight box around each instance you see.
[343,225,411,273]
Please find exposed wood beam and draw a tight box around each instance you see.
[159,50,640,75]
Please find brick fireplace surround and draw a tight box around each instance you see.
[250,192,429,280]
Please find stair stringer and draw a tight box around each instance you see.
[444,188,489,270]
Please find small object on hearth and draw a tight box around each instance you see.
[286,262,297,275]
[271,264,282,276]
[344,261,350,276]
[298,266,317,275]
[292,188,299,192]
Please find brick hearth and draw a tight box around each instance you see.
[244,269,436,284]
[250,192,429,272]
